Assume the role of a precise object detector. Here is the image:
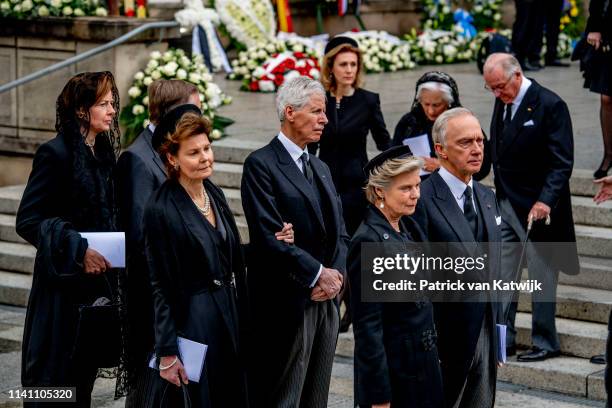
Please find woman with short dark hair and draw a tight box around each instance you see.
[17,71,123,407]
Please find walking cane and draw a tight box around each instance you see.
[503,214,551,323]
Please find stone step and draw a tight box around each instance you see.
[518,284,612,324]
[571,196,612,228]
[235,215,249,243]
[0,215,23,244]
[498,355,605,401]
[336,330,606,401]
[560,256,612,291]
[575,225,612,258]
[212,138,265,165]
[210,162,242,190]
[0,271,31,307]
[514,312,607,359]
[481,169,599,198]
[224,188,244,216]
[0,185,23,216]
[0,242,35,274]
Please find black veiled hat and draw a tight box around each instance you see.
[411,71,462,112]
[364,145,413,175]
[324,36,359,55]
[152,104,202,151]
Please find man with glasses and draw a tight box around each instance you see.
[483,52,579,362]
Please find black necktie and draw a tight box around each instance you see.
[503,103,512,129]
[463,186,478,238]
[301,152,313,185]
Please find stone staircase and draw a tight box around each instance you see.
[0,138,610,403]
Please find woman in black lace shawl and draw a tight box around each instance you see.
[392,71,490,180]
[16,71,127,406]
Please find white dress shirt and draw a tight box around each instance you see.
[508,76,532,120]
[438,166,477,213]
[276,132,322,287]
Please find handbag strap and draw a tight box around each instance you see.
[160,382,191,408]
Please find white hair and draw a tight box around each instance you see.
[276,76,326,122]
[416,81,454,106]
[483,52,523,77]
[432,107,475,148]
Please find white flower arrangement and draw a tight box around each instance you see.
[342,31,416,73]
[215,0,276,49]
[120,48,233,146]
[404,28,473,65]
[228,38,320,81]
[0,0,106,18]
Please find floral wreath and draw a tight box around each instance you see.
[214,0,276,49]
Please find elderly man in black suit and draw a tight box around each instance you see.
[483,53,579,362]
[115,79,199,404]
[412,107,503,408]
[241,76,349,408]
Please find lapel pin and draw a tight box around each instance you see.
[383,233,389,240]
[527,107,533,112]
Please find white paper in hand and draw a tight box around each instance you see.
[402,134,433,176]
[149,336,208,383]
[80,232,125,268]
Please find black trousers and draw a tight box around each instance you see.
[512,0,543,62]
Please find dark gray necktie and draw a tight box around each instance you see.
[503,103,512,129]
[463,185,478,238]
[301,152,313,185]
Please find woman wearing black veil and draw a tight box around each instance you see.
[393,71,490,180]
[16,71,125,407]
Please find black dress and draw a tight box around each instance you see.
[143,178,249,408]
[16,131,119,407]
[309,88,391,236]
[348,206,443,408]
[583,0,612,96]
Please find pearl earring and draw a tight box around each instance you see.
[379,197,385,209]
[174,163,179,171]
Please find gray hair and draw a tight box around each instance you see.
[365,156,423,204]
[432,107,475,148]
[276,76,326,122]
[483,52,522,78]
[416,81,454,106]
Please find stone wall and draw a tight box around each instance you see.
[0,17,181,158]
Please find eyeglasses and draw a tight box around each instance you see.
[484,73,515,93]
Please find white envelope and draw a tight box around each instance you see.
[523,119,535,127]
[80,232,125,268]
[149,336,208,383]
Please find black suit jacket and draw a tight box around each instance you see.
[489,79,579,275]
[240,136,349,379]
[412,171,502,408]
[349,206,443,407]
[116,127,167,375]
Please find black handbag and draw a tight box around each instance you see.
[159,382,191,408]
[72,273,122,368]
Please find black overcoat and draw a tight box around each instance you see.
[16,133,114,386]
[489,79,579,275]
[116,127,166,376]
[143,178,249,407]
[412,171,502,408]
[309,88,391,234]
[240,136,349,393]
[348,206,443,407]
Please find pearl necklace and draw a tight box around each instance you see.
[193,190,211,216]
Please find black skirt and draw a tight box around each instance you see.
[583,46,612,96]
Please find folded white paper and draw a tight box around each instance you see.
[149,336,208,383]
[496,324,507,363]
[80,232,125,268]
[402,134,432,176]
